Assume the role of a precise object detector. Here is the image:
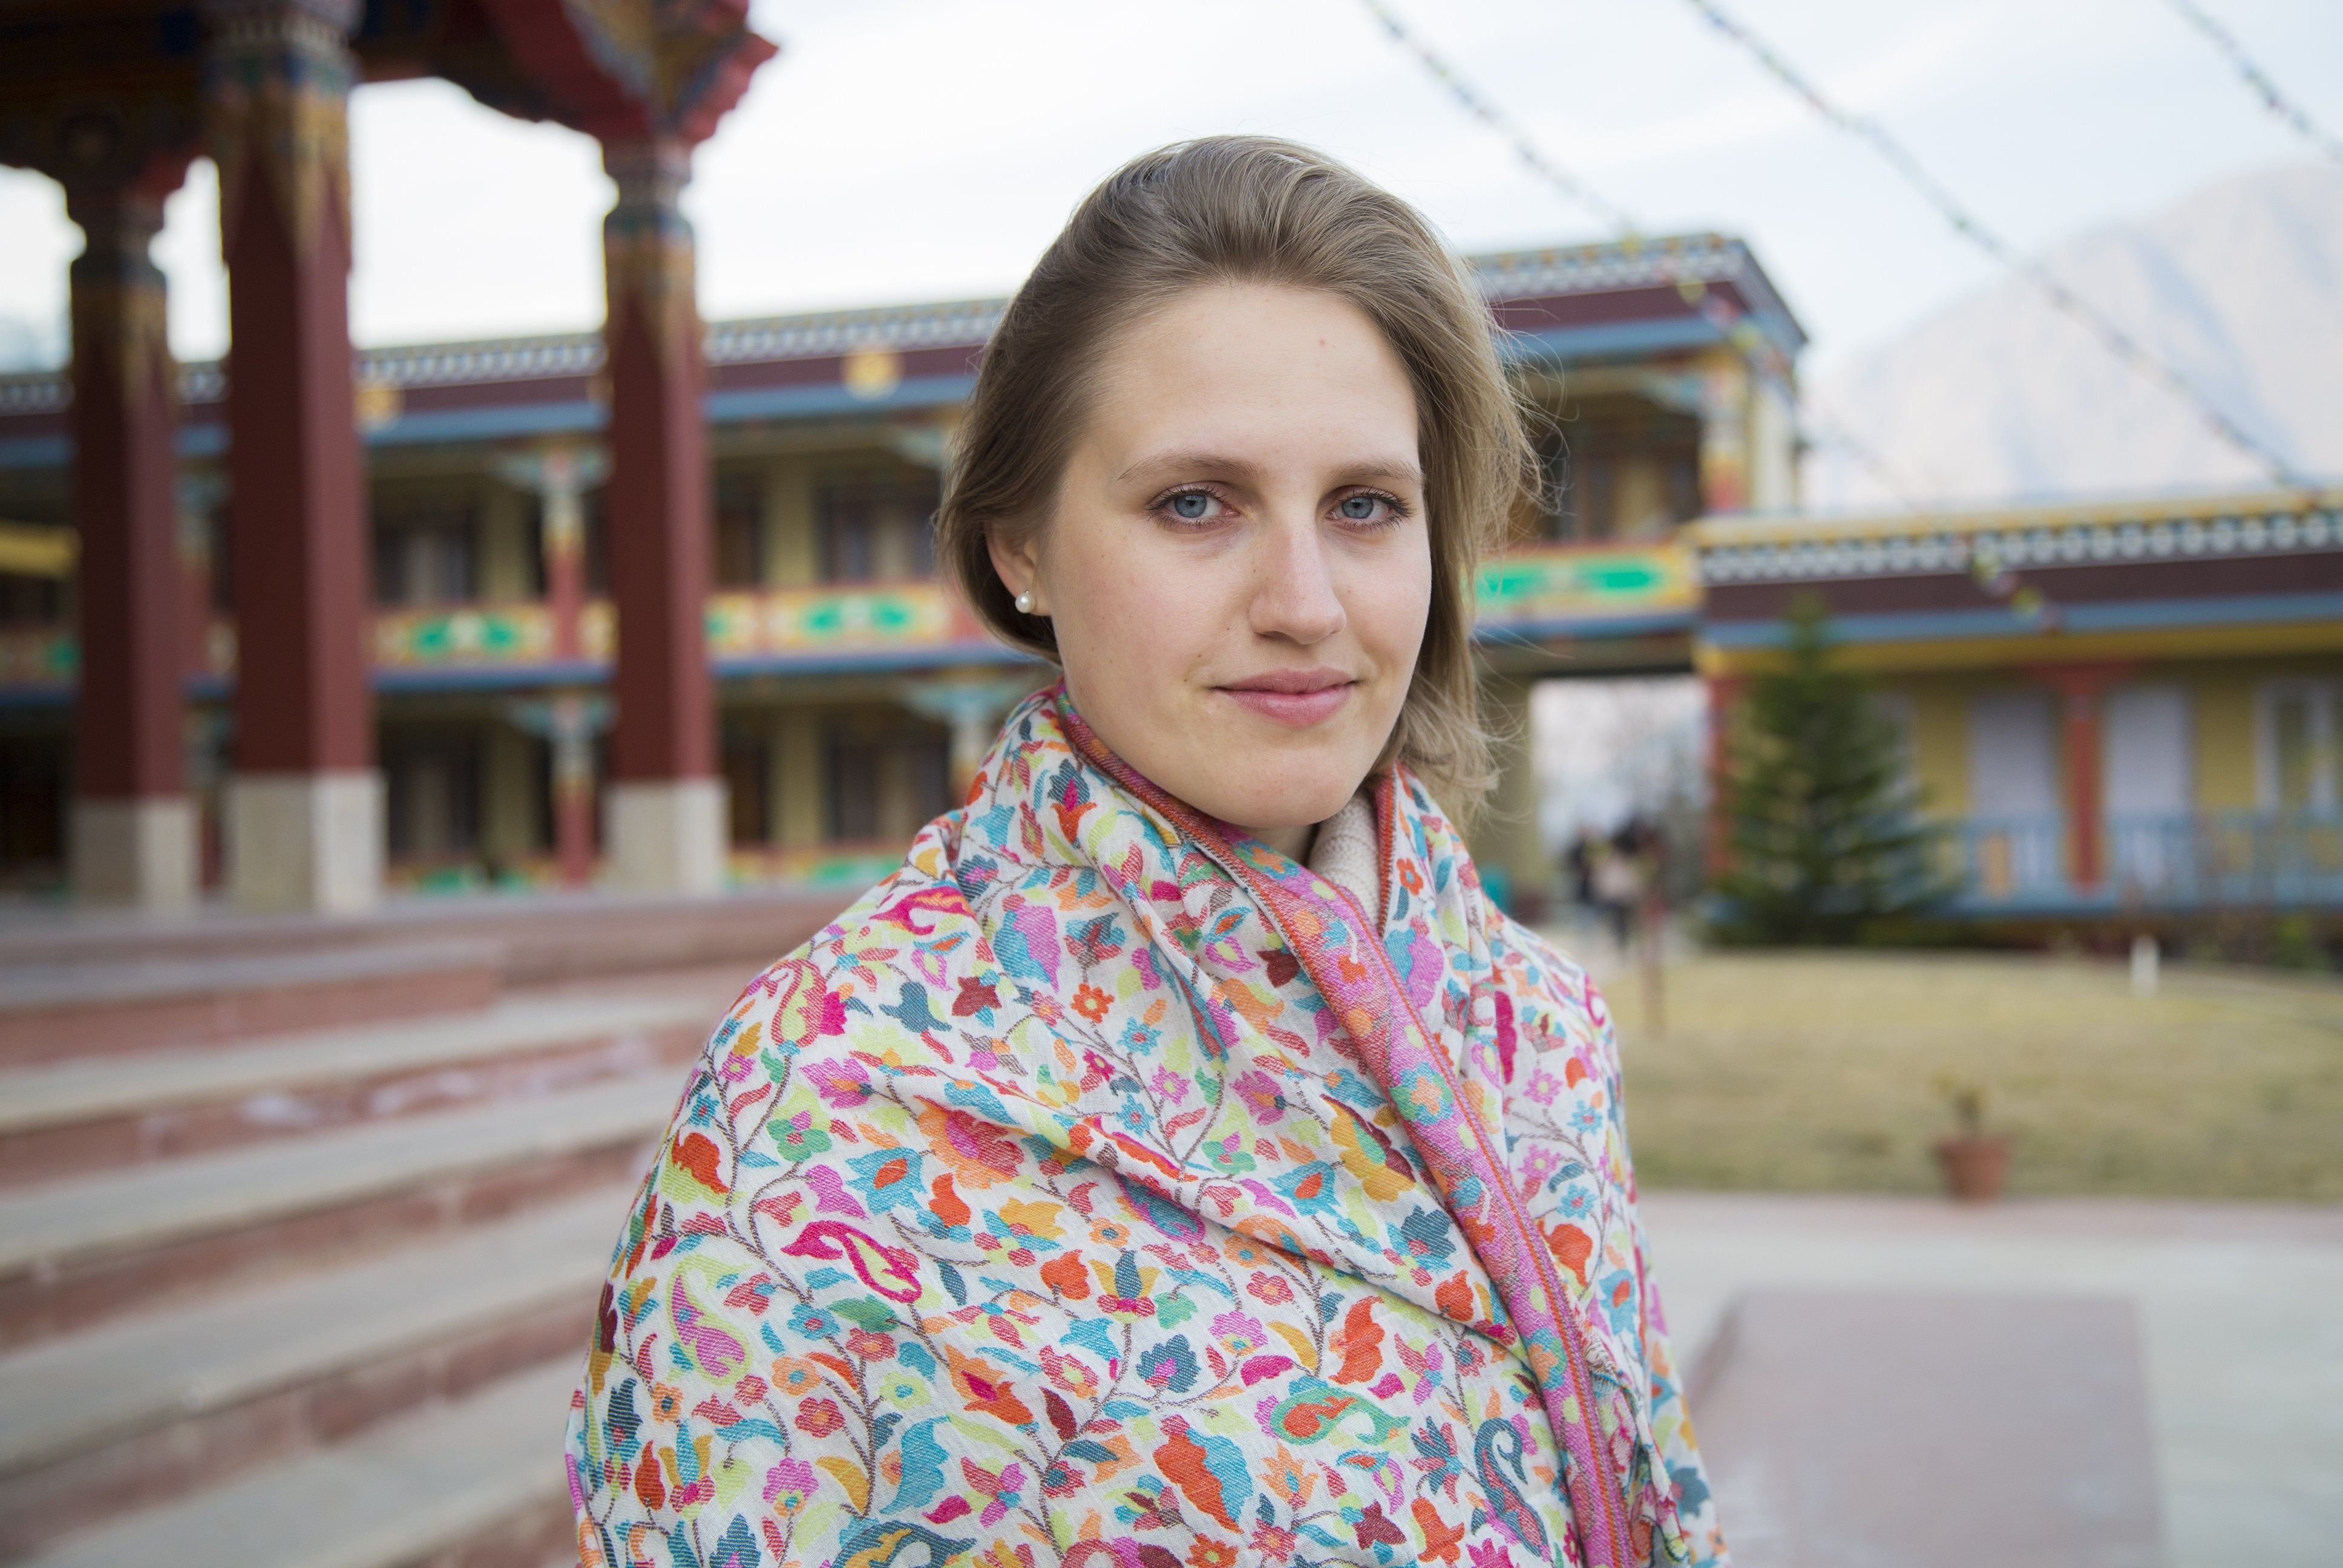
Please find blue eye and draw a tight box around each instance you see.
[1339,494,1383,521]
[1170,492,1214,520]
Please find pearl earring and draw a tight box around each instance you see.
[1014,590,1035,615]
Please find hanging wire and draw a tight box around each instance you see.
[1353,0,1922,509]
[1355,0,1642,233]
[1678,0,2312,492]
[2163,0,2343,168]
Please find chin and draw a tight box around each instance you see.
[1206,766,1370,835]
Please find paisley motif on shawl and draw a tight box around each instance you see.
[565,688,1727,1568]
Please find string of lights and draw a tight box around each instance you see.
[1677,0,2310,492]
[1352,0,1922,509]
[2163,0,2343,168]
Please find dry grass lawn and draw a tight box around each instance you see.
[1579,949,2343,1201]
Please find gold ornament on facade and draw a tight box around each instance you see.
[842,347,903,402]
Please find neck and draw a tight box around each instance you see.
[1249,821,1316,861]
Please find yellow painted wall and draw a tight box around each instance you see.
[762,460,817,588]
[2187,665,2259,811]
[476,483,536,601]
[1879,656,2343,818]
[1893,676,1971,817]
[773,706,827,846]
[478,724,542,858]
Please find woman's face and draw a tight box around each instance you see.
[991,283,1432,859]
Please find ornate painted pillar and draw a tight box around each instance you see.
[508,692,609,887]
[205,0,378,912]
[1696,350,1751,517]
[494,442,605,665]
[63,154,199,907]
[897,675,1040,800]
[598,137,723,893]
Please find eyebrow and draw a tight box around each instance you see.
[1115,450,1424,489]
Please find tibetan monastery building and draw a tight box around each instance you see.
[0,218,2336,931]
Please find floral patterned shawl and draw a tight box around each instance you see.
[566,688,1726,1568]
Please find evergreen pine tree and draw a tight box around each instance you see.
[1713,596,1947,943]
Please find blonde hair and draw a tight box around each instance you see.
[936,136,1531,811]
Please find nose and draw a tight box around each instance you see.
[1247,505,1346,646]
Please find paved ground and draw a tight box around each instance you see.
[1641,1191,2343,1568]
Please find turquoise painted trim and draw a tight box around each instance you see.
[374,658,609,693]
[0,437,68,468]
[1474,610,1696,644]
[703,372,977,425]
[1702,590,2343,648]
[0,370,994,469]
[713,640,1040,678]
[1500,318,1724,367]
[367,402,601,448]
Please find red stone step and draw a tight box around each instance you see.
[10,1357,580,1568]
[0,1187,629,1558]
[0,942,502,1067]
[0,885,849,987]
[0,992,710,1190]
[0,1070,681,1350]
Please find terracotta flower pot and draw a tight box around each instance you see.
[1933,1134,2012,1203]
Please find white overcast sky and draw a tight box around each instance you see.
[1,0,2338,377]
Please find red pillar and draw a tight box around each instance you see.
[2031,664,2136,894]
[206,0,379,911]
[598,137,723,892]
[65,164,200,907]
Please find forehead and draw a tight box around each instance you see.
[1077,283,1420,471]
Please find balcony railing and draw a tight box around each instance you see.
[1947,811,2343,912]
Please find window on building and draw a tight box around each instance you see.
[1536,404,1702,542]
[383,733,482,861]
[0,737,64,879]
[205,503,234,614]
[723,737,770,845]
[373,505,477,607]
[815,472,940,583]
[0,572,62,627]
[825,722,949,843]
[2260,681,2340,811]
[715,478,765,589]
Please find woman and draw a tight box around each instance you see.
[566,137,1725,1568]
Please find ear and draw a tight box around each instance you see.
[986,525,1045,615]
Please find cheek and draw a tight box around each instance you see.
[1351,538,1434,675]
[1054,537,1224,698]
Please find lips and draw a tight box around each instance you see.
[1216,667,1357,727]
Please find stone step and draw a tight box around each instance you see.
[0,1186,632,1557]
[0,941,502,1067]
[0,1070,684,1348]
[11,1359,578,1568]
[0,885,848,987]
[0,992,710,1189]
